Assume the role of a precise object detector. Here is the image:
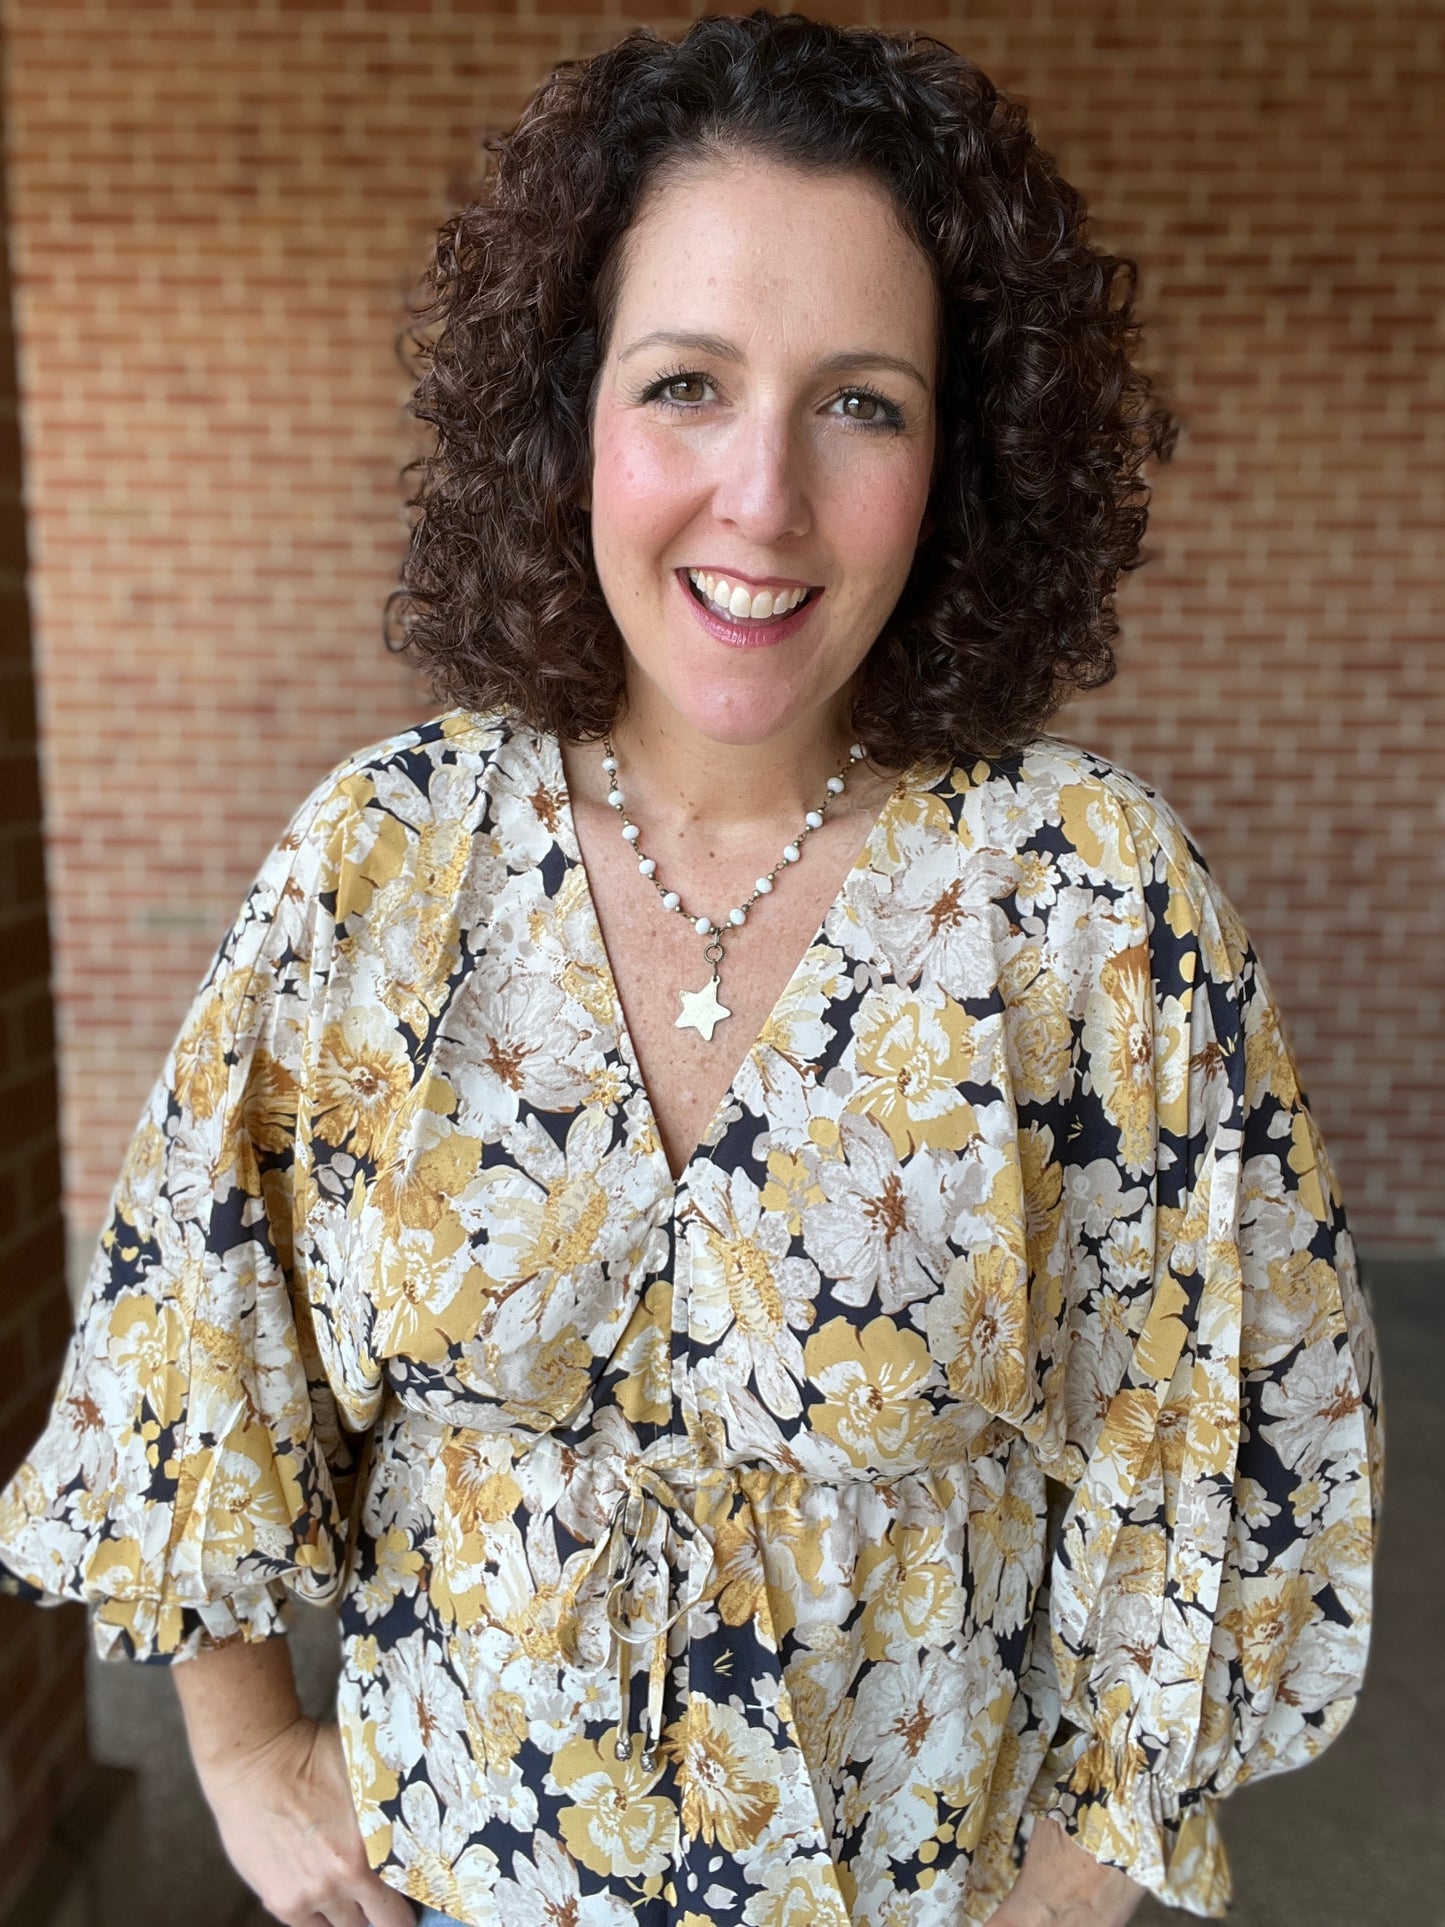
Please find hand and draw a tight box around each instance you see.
[989,1816,1145,1926]
[196,1712,416,1927]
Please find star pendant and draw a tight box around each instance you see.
[676,973,731,1041]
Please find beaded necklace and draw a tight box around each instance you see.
[600,734,867,1041]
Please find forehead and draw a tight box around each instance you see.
[609,155,938,365]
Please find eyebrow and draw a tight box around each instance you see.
[619,328,931,393]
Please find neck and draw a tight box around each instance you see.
[604,685,860,835]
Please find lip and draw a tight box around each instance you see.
[675,568,823,650]
[686,565,820,594]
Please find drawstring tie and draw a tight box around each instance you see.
[565,1462,718,1773]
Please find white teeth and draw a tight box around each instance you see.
[688,569,809,621]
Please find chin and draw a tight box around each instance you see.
[664,683,823,749]
[647,637,847,749]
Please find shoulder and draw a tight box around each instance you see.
[911,735,1250,978]
[299,708,517,821]
[926,734,1217,893]
[275,708,540,857]
[226,709,540,929]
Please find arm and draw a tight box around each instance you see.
[0,769,378,1663]
[1002,780,1379,1917]
[989,1818,1144,1926]
[0,769,401,1918]
[174,1634,415,1927]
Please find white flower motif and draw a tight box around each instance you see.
[490,1831,634,1927]
[446,954,601,1140]
[848,1642,995,1805]
[488,733,572,868]
[732,945,845,1130]
[1259,1338,1366,1476]
[375,1630,475,1802]
[1043,885,1140,1004]
[1068,1156,1150,1242]
[800,1113,949,1314]
[686,1162,821,1420]
[389,1778,501,1919]
[850,816,1016,995]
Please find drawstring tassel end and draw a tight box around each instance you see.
[613,1612,632,1761]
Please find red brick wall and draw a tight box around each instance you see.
[3,0,1441,1255]
[0,37,93,1915]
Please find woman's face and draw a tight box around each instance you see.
[587,155,939,753]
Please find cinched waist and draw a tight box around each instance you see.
[416,1423,742,1770]
[568,1459,724,1770]
[396,1409,1007,1763]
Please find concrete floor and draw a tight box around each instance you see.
[85,1255,1440,1927]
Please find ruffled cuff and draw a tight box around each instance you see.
[1026,1726,1231,1918]
[3,1552,296,1663]
[91,1578,294,1664]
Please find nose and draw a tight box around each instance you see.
[710,405,812,544]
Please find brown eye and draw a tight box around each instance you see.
[664,374,708,404]
[834,387,905,433]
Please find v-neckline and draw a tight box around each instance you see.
[540,727,915,1185]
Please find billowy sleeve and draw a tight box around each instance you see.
[0,769,375,1662]
[1019,783,1382,1916]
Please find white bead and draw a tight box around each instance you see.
[638,857,656,876]
[621,823,641,843]
[755,876,773,894]
[849,742,866,760]
[601,755,618,772]
[782,843,800,863]
[607,788,624,809]
[693,916,713,935]
[805,810,823,830]
[728,906,747,926]
[826,775,845,793]
[661,891,680,911]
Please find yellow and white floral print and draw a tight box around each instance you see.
[0,714,1380,1925]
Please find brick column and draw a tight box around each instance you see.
[0,38,96,1923]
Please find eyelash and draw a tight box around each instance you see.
[636,366,907,435]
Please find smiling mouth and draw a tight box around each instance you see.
[685,570,820,624]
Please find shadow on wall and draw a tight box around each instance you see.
[82,1258,1439,1927]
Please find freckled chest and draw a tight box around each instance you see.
[569,793,885,1179]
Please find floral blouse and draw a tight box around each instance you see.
[0,712,1381,1925]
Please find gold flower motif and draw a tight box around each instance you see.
[927,1246,1028,1417]
[849,985,979,1157]
[1080,945,1156,1174]
[740,1854,852,1927]
[663,1693,781,1852]
[313,1006,413,1159]
[804,1315,935,1469]
[1220,1572,1317,1696]
[551,1732,673,1879]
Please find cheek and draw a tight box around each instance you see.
[826,456,932,590]
[590,420,698,563]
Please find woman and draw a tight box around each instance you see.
[0,13,1380,1927]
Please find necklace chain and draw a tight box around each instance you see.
[600,733,867,1039]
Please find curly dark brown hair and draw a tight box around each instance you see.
[390,9,1177,767]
